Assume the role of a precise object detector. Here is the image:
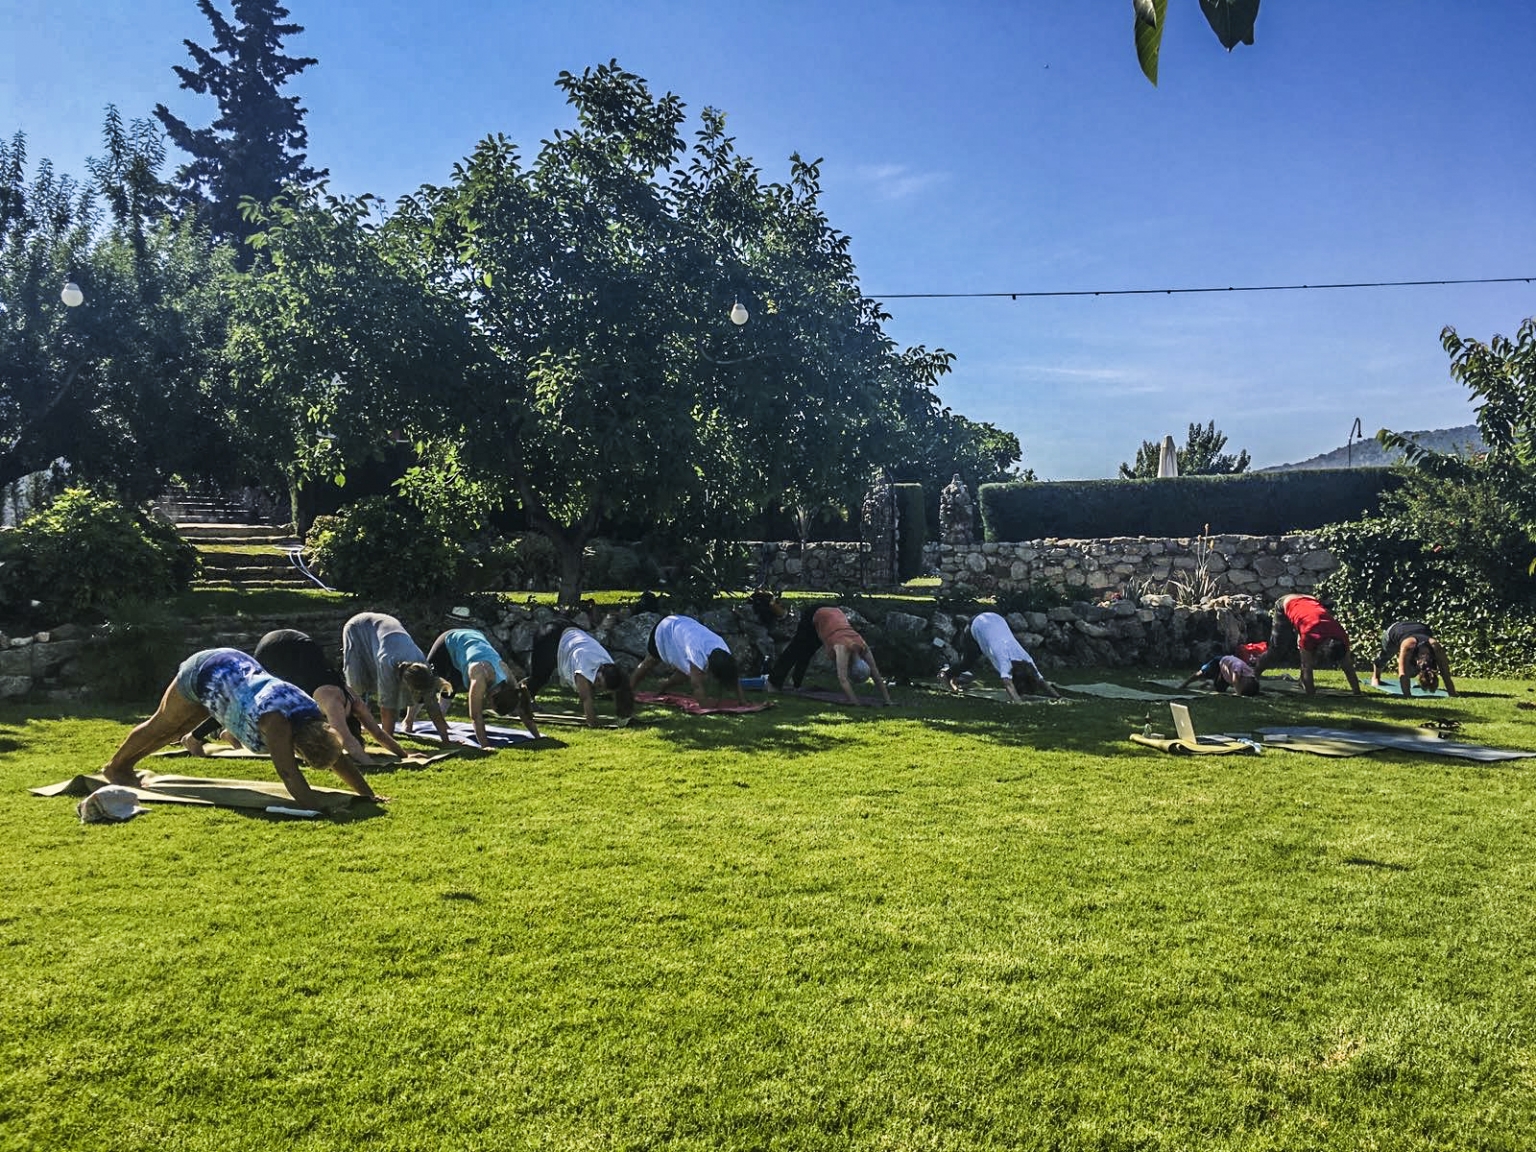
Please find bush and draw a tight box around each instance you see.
[894,483,926,581]
[465,534,563,592]
[1320,491,1536,678]
[305,497,467,600]
[0,488,201,622]
[978,469,1400,542]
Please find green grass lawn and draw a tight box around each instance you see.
[3,672,1534,1150]
[172,587,357,618]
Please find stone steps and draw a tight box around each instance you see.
[177,523,296,544]
[199,550,297,572]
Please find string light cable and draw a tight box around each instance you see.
[866,275,1534,301]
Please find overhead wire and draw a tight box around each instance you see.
[866,275,1535,301]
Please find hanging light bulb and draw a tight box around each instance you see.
[61,281,84,308]
[728,299,749,326]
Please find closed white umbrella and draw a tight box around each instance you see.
[1157,434,1179,478]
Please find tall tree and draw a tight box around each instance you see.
[0,123,234,495]
[154,0,325,259]
[224,188,470,529]
[401,63,956,602]
[1118,419,1250,479]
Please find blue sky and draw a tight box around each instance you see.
[5,0,1534,478]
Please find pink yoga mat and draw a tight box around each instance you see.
[633,692,773,715]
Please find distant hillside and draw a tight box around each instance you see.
[1261,424,1484,471]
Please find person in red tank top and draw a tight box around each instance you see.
[1251,594,1362,695]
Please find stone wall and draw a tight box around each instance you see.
[483,594,1275,677]
[936,534,1336,601]
[0,625,94,700]
[751,542,873,592]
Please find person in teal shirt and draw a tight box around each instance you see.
[423,628,540,746]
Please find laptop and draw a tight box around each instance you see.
[1169,702,1237,748]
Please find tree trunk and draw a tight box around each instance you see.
[556,536,585,606]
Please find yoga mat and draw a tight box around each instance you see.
[1066,682,1196,702]
[1258,732,1379,758]
[1129,732,1260,756]
[531,711,634,729]
[784,688,888,708]
[32,772,371,813]
[633,691,773,715]
[1373,682,1450,699]
[406,718,540,748]
[1257,725,1536,762]
[953,686,1060,704]
[1146,678,1221,694]
[1255,675,1360,699]
[154,743,456,768]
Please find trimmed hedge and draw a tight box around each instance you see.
[978,469,1400,542]
[894,483,926,581]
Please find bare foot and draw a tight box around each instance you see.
[102,766,141,787]
[180,734,209,757]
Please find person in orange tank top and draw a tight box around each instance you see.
[769,606,893,705]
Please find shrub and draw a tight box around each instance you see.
[0,488,201,622]
[894,483,926,580]
[305,497,466,600]
[465,534,564,592]
[1320,493,1536,678]
[978,469,1400,542]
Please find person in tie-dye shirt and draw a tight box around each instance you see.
[101,648,380,809]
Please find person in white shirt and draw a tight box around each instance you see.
[629,614,744,705]
[527,620,636,726]
[945,612,1060,702]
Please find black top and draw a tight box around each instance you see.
[253,629,348,697]
[1374,620,1434,673]
[425,631,465,694]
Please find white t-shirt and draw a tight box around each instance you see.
[557,628,613,688]
[654,615,727,675]
[970,612,1037,681]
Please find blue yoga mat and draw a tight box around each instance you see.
[1373,682,1449,699]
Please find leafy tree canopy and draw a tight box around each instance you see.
[1,120,233,496]
[1117,419,1251,479]
[393,62,960,600]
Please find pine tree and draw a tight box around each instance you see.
[154,0,326,258]
[1118,420,1251,479]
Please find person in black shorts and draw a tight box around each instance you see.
[527,619,635,726]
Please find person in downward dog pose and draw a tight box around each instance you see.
[946,611,1061,701]
[1369,620,1457,697]
[630,614,745,706]
[1250,593,1362,695]
[341,612,455,744]
[420,627,541,745]
[768,605,893,706]
[102,647,380,808]
[527,619,636,727]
